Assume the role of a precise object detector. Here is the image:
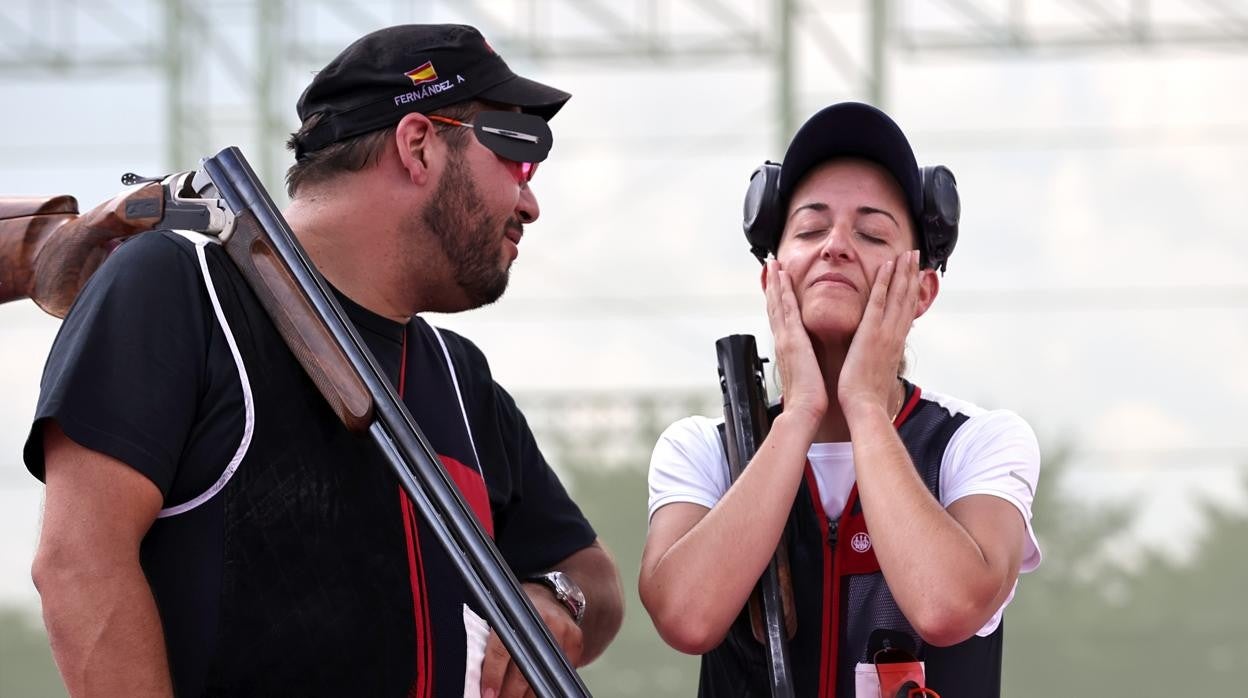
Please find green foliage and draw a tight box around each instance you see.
[1004,453,1248,697]
[571,462,701,697]
[0,608,64,698]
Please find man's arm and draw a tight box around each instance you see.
[480,539,623,698]
[32,421,172,697]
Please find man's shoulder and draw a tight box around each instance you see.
[63,230,214,322]
[108,229,205,266]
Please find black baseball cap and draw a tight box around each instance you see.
[294,24,571,159]
[777,102,923,224]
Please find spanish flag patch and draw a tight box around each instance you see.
[404,61,438,86]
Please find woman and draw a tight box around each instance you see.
[640,102,1041,698]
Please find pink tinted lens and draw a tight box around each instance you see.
[520,161,538,182]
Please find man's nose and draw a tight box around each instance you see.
[516,183,540,224]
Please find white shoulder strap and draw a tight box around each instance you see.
[430,326,482,472]
[157,231,255,518]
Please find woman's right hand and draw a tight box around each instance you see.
[764,259,827,425]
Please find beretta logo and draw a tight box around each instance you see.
[850,532,871,553]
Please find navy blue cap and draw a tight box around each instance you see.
[777,102,922,222]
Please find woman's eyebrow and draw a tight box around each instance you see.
[858,205,900,227]
[788,201,829,222]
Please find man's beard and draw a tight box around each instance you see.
[421,154,513,308]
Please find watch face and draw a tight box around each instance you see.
[545,571,586,625]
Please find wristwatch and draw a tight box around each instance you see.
[527,571,586,626]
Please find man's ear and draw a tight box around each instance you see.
[915,268,940,319]
[394,112,437,186]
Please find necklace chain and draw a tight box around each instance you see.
[890,379,905,423]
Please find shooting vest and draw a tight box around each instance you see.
[701,382,1004,698]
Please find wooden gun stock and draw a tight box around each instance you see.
[220,211,374,433]
[0,185,164,317]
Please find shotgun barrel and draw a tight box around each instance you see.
[716,333,796,698]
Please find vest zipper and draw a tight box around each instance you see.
[824,515,840,697]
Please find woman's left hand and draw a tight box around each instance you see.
[838,249,921,420]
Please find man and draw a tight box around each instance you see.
[640,102,1041,696]
[27,24,622,697]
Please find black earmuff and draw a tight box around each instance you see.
[741,161,961,272]
[742,161,783,263]
[919,165,960,273]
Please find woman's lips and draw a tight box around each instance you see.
[808,272,857,292]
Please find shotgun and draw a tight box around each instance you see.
[716,334,796,698]
[0,148,588,697]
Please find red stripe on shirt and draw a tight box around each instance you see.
[440,455,495,538]
[397,332,433,698]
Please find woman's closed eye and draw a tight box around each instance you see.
[856,229,887,244]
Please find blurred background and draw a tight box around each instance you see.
[2,0,1246,695]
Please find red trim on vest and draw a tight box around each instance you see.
[441,455,495,538]
[397,334,433,698]
[793,382,924,696]
[894,384,922,427]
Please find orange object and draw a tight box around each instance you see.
[875,660,925,697]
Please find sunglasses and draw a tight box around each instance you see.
[428,110,553,183]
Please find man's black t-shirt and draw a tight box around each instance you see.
[24,230,596,696]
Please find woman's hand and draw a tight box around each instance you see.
[765,259,827,424]
[838,249,920,420]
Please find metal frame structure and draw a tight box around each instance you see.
[894,0,1248,53]
[0,0,886,191]
[6,0,1247,189]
